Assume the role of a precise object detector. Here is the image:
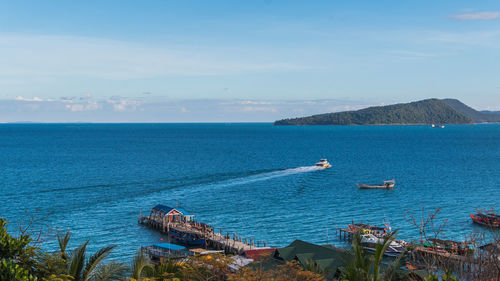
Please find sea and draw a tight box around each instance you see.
[0,123,499,261]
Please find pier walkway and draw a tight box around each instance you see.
[139,214,269,255]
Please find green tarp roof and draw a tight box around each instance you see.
[275,239,349,272]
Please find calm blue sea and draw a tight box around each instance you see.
[1,123,499,260]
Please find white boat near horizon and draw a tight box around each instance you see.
[315,159,331,168]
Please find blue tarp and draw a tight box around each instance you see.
[152,204,192,216]
[153,243,186,251]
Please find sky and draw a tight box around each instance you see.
[0,0,499,122]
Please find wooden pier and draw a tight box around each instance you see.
[338,223,478,273]
[338,228,355,241]
[138,206,269,255]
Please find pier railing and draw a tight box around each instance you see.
[138,213,269,255]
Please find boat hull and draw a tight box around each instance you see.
[167,229,206,246]
[358,183,394,189]
[361,246,402,257]
[470,214,500,228]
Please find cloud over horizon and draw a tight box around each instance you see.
[0,97,371,123]
[448,11,500,21]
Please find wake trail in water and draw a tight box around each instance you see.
[221,166,324,186]
[171,166,325,195]
[27,166,325,219]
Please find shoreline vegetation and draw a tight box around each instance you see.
[274,98,500,126]
[2,207,500,281]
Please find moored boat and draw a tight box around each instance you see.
[358,179,395,189]
[420,238,472,256]
[315,159,331,168]
[348,222,393,237]
[360,233,406,257]
[431,124,445,128]
[470,209,500,228]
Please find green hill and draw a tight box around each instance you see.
[442,99,500,123]
[274,99,475,125]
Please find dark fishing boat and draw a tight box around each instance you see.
[420,238,472,256]
[358,179,395,189]
[470,209,500,228]
[166,227,206,246]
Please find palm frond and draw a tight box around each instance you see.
[68,240,90,281]
[57,230,71,261]
[81,245,116,281]
[92,260,128,281]
[131,250,154,280]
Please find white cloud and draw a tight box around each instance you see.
[60,96,77,102]
[80,93,91,100]
[15,96,44,102]
[0,97,372,122]
[65,104,84,112]
[239,106,277,112]
[449,11,500,21]
[238,100,272,105]
[106,98,142,112]
[64,100,101,112]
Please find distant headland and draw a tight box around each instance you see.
[274,98,500,126]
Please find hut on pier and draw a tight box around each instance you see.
[150,204,194,223]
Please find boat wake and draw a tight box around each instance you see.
[167,166,326,196]
[219,166,325,187]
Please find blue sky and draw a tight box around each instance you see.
[1,0,499,122]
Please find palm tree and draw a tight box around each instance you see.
[57,231,124,281]
[341,230,406,281]
[57,230,71,261]
[154,259,187,280]
[130,250,154,280]
[93,261,128,281]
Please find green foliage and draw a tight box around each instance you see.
[229,260,326,281]
[340,230,407,281]
[424,270,458,281]
[0,218,39,280]
[275,99,475,125]
[153,259,186,280]
[57,232,119,281]
[0,259,37,281]
[442,98,500,122]
[92,261,128,281]
[1,219,122,281]
[130,250,154,280]
[57,231,71,262]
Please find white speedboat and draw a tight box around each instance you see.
[360,233,406,257]
[315,159,331,168]
[431,124,445,128]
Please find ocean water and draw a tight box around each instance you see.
[0,123,499,261]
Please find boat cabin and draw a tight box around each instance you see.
[150,204,194,223]
[383,180,395,187]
